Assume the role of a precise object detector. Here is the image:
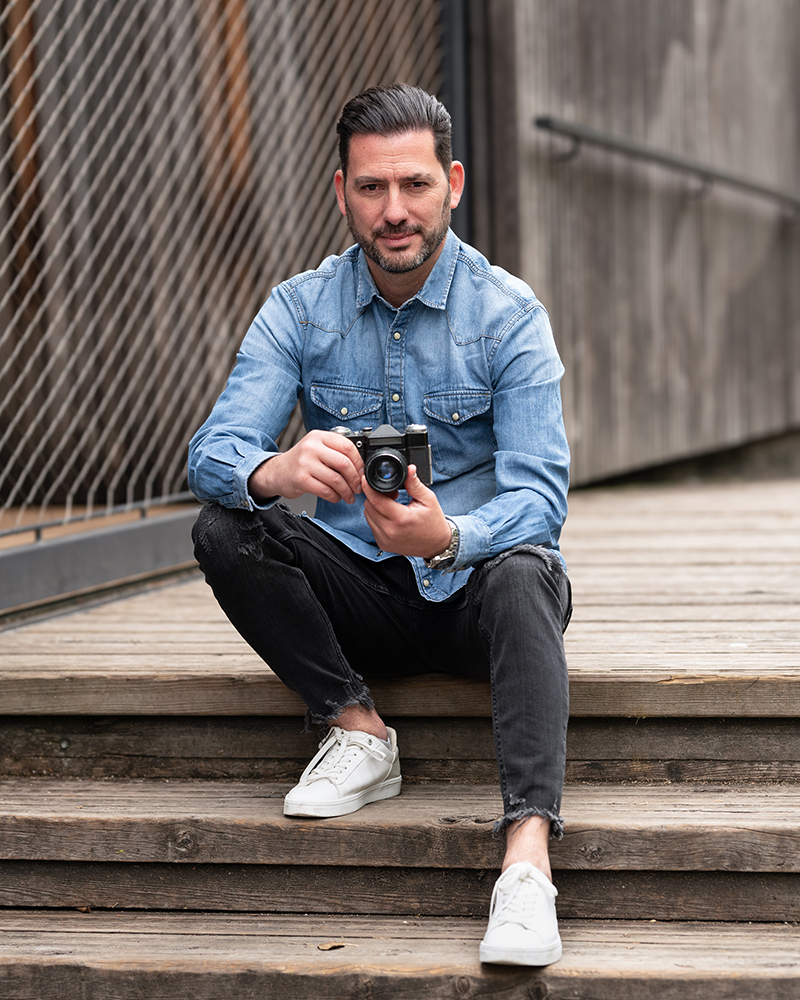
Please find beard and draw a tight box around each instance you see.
[344,191,451,274]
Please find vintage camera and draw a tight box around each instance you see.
[331,423,432,493]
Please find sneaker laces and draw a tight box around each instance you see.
[304,728,387,785]
[488,863,555,929]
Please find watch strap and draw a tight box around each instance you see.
[424,518,459,569]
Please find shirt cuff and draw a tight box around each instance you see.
[447,513,492,571]
[234,450,281,510]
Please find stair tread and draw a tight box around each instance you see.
[2,479,799,717]
[0,648,798,716]
[1,779,798,871]
[0,911,797,999]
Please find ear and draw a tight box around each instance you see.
[334,169,347,217]
[449,160,465,209]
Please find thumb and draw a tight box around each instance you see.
[404,465,430,499]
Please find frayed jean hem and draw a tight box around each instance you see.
[304,682,375,733]
[493,805,565,842]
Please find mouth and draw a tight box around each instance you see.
[377,229,418,250]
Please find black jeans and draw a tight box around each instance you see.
[192,502,572,837]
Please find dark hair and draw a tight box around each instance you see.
[336,83,452,178]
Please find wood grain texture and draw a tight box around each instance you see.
[0,479,798,719]
[0,780,798,873]
[514,2,800,483]
[0,861,795,922]
[0,912,797,999]
[2,716,798,783]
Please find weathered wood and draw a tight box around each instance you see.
[517,2,800,483]
[0,912,797,999]
[1,481,798,721]
[0,658,798,716]
[0,780,798,873]
[0,860,795,922]
[2,716,798,783]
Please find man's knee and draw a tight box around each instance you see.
[192,502,285,570]
[478,546,571,631]
[193,503,241,558]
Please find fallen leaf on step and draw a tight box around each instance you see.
[318,942,346,951]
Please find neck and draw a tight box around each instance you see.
[367,241,445,308]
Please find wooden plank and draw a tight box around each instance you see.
[0,479,797,717]
[565,481,800,512]
[5,624,800,652]
[2,716,798,783]
[0,912,797,999]
[0,861,795,922]
[0,780,798,873]
[0,661,798,716]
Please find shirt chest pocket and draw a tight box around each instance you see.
[423,389,494,477]
[310,383,383,429]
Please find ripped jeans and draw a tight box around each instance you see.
[192,502,572,838]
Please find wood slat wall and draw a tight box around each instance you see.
[500,0,800,484]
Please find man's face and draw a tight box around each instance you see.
[335,130,464,278]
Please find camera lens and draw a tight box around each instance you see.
[365,449,407,492]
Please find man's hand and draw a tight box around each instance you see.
[249,430,364,504]
[362,466,452,559]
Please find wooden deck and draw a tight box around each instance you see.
[2,913,798,1000]
[1,478,799,997]
[1,477,798,716]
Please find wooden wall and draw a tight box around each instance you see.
[480,0,800,484]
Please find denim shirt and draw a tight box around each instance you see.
[188,230,570,602]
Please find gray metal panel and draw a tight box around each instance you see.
[0,495,317,614]
[0,510,200,614]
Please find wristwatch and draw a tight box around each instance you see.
[424,518,459,570]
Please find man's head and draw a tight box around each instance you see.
[336,84,452,181]
[334,85,464,302]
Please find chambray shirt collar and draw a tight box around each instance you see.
[355,228,460,310]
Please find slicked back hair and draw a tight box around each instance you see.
[336,84,452,179]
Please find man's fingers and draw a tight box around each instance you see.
[284,430,364,502]
[319,431,364,476]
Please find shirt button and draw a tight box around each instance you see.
[452,412,460,421]
[393,332,401,341]
[340,407,348,416]
[392,393,400,402]
[423,579,431,588]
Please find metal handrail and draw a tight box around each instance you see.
[535,116,800,212]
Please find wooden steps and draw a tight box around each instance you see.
[0,478,798,996]
[1,913,798,1000]
[0,779,798,924]
[1,779,799,874]
[2,715,799,783]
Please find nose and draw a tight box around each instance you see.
[383,185,407,226]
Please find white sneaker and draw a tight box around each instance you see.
[283,726,401,818]
[479,862,562,966]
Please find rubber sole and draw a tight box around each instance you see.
[479,938,563,966]
[283,776,402,818]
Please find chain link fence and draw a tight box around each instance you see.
[1,0,443,536]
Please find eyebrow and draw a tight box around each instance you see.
[351,171,438,186]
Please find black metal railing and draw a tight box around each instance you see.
[535,116,800,212]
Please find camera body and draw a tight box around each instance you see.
[331,423,432,493]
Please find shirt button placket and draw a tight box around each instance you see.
[388,312,407,427]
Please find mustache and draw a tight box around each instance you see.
[374,225,419,238]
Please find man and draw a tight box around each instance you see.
[188,83,571,967]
